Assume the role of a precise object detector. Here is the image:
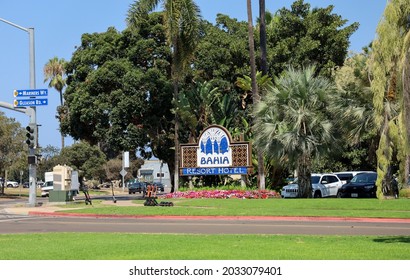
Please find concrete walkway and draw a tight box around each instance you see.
[3,198,136,216]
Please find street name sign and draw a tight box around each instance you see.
[14,98,48,107]
[14,89,48,97]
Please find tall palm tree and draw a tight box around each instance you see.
[127,0,201,192]
[246,0,265,190]
[254,66,338,198]
[43,56,67,149]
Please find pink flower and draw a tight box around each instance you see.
[163,190,279,199]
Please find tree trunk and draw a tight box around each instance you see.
[173,79,180,193]
[259,0,267,190]
[259,0,267,76]
[405,156,410,188]
[59,89,65,149]
[402,48,410,186]
[297,155,312,198]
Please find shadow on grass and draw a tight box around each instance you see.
[373,236,410,244]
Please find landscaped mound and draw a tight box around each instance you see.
[163,189,279,199]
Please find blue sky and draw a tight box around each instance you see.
[0,0,387,150]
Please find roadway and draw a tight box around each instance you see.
[1,195,410,235]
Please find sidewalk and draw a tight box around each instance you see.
[3,198,135,216]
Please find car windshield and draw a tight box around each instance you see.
[351,173,377,183]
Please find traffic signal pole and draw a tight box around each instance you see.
[1,18,37,207]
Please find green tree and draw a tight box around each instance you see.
[44,57,67,148]
[370,0,410,196]
[62,18,173,162]
[0,112,26,194]
[37,145,61,181]
[265,0,358,77]
[127,0,201,192]
[322,52,378,172]
[58,141,107,181]
[177,81,220,140]
[194,15,250,88]
[254,66,339,198]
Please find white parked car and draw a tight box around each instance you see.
[6,181,19,188]
[281,173,343,198]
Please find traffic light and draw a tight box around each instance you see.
[25,124,36,148]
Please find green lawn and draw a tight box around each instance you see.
[0,233,409,260]
[2,196,409,260]
[62,198,410,219]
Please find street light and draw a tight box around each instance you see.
[0,17,37,207]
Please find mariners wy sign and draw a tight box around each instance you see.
[180,125,252,176]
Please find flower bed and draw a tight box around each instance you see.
[163,189,280,199]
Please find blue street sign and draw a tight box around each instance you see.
[13,89,48,98]
[14,98,48,107]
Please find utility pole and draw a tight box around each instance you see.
[1,17,37,207]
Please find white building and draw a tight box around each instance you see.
[138,160,171,192]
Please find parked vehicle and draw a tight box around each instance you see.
[41,172,54,197]
[334,171,370,185]
[6,181,19,188]
[337,172,377,198]
[128,182,147,195]
[281,173,343,198]
[152,182,165,192]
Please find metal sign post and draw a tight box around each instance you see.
[1,17,37,207]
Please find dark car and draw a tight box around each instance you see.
[337,172,377,198]
[128,182,147,195]
[152,182,165,192]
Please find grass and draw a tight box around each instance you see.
[2,190,410,260]
[61,197,410,219]
[0,233,409,260]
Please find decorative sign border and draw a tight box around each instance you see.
[180,125,252,176]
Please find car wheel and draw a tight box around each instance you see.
[337,191,342,198]
[313,191,322,198]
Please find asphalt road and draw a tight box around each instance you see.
[1,211,410,235]
[1,194,410,235]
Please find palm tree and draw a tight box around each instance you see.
[246,0,265,190]
[254,66,338,198]
[177,81,220,140]
[127,0,201,192]
[43,56,67,148]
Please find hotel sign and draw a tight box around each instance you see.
[180,125,252,176]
